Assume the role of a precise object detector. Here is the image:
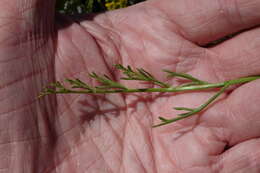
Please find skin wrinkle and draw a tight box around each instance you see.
[142,101,156,170]
[240,47,259,70]
[55,33,78,77]
[103,122,122,172]
[119,109,128,173]
[175,43,188,73]
[48,148,74,172]
[131,144,148,173]
[57,94,82,117]
[177,135,215,171]
[216,139,260,172]
[1,12,25,32]
[115,8,181,71]
[217,0,244,28]
[29,103,42,141]
[8,117,40,142]
[232,0,244,27]
[205,50,225,82]
[156,135,179,171]
[0,61,47,90]
[0,36,47,64]
[192,128,227,169]
[126,125,147,173]
[250,148,260,170]
[211,29,260,79]
[0,136,46,145]
[156,0,212,43]
[228,121,260,147]
[88,127,114,173]
[189,10,217,38]
[121,116,134,172]
[146,2,187,41]
[106,115,124,143]
[105,11,135,64]
[81,16,123,70]
[85,41,116,87]
[58,94,78,117]
[139,29,146,68]
[69,25,89,76]
[142,4,178,38]
[52,130,89,172]
[193,128,211,156]
[213,55,237,81]
[104,12,148,67]
[101,12,125,68]
[55,64,93,82]
[55,54,79,79]
[97,38,118,81]
[223,97,245,144]
[54,99,86,140]
[142,133,158,172]
[128,112,155,172]
[50,141,77,172]
[216,1,237,37]
[202,125,229,153]
[101,145,120,173]
[0,23,22,47]
[173,38,183,71]
[0,98,37,117]
[55,117,76,139]
[167,0,256,43]
[214,88,260,140]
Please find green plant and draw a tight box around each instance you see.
[39,65,260,127]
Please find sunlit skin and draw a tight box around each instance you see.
[1,0,260,172]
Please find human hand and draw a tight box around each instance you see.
[1,0,260,172]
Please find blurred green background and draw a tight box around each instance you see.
[56,0,146,14]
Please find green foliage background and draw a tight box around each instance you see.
[56,0,146,14]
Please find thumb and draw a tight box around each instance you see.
[0,0,56,96]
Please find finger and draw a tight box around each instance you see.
[185,26,260,83]
[201,80,260,146]
[149,0,260,44]
[215,139,260,173]
[208,26,260,81]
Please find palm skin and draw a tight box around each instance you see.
[1,0,260,172]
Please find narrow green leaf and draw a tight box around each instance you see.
[163,70,208,84]
[174,107,194,111]
[158,116,169,122]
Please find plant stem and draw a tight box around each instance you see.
[152,76,260,127]
[40,63,260,128]
[47,76,260,94]
[152,84,230,127]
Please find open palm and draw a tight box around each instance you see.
[1,0,260,172]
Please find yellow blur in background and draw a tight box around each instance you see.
[105,0,128,10]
